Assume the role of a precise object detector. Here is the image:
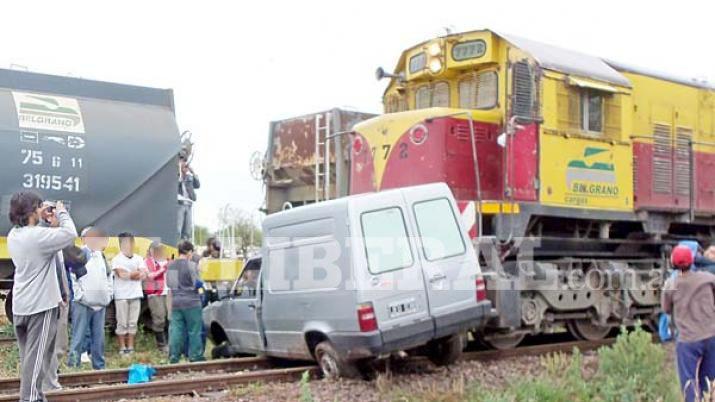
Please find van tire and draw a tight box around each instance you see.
[314,341,359,379]
[426,333,464,366]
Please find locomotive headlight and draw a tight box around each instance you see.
[428,42,442,57]
[428,58,442,73]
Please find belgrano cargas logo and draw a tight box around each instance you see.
[12,91,85,134]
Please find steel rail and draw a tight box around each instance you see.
[462,338,614,362]
[0,337,15,347]
[0,356,270,393]
[0,338,617,401]
[0,366,318,402]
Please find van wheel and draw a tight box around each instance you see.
[426,333,464,366]
[314,341,359,379]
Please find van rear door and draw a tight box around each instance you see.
[401,184,480,336]
[351,191,433,348]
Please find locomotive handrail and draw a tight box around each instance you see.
[442,111,483,236]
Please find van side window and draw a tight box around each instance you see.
[360,207,414,274]
[413,198,466,261]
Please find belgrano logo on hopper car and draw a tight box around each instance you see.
[12,91,85,134]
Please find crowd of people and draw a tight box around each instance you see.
[6,191,207,402]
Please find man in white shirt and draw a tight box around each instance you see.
[68,227,112,369]
[111,232,147,355]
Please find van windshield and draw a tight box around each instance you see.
[413,198,466,261]
[360,207,414,274]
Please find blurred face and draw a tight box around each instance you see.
[85,235,109,251]
[120,238,134,255]
[152,246,166,260]
[706,246,715,261]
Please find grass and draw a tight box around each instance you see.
[0,318,214,378]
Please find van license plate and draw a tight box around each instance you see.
[388,298,417,318]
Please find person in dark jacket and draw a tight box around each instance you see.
[167,240,205,363]
[662,245,715,402]
[177,152,200,240]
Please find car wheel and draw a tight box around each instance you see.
[426,333,464,366]
[314,341,359,380]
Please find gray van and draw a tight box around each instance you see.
[203,183,491,378]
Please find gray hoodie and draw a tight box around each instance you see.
[8,211,77,316]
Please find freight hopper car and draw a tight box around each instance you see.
[263,109,376,214]
[0,68,182,311]
[348,29,715,348]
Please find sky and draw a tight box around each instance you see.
[2,0,713,230]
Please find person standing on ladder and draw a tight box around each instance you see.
[177,150,200,240]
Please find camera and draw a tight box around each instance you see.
[42,201,57,213]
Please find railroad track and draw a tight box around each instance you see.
[0,338,616,401]
[0,356,270,394]
[0,337,15,347]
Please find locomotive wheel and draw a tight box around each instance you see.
[480,333,525,350]
[566,320,585,340]
[568,319,612,341]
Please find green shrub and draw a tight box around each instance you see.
[464,326,679,402]
[593,326,680,402]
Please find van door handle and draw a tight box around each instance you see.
[429,273,447,283]
[248,303,256,310]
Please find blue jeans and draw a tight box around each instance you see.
[676,336,715,402]
[68,303,106,369]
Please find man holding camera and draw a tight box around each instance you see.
[177,151,200,240]
[7,192,77,402]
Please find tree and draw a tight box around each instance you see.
[217,206,263,257]
[193,224,212,247]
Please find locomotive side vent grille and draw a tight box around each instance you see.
[511,61,535,120]
[652,123,672,194]
[674,127,693,197]
[451,124,489,142]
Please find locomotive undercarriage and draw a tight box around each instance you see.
[472,207,690,349]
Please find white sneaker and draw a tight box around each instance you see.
[80,353,91,363]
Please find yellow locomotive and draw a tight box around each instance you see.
[345,29,715,347]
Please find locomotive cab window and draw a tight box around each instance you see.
[415,86,431,109]
[458,71,498,110]
[414,82,450,109]
[580,90,603,133]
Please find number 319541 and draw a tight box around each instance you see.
[22,174,81,192]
